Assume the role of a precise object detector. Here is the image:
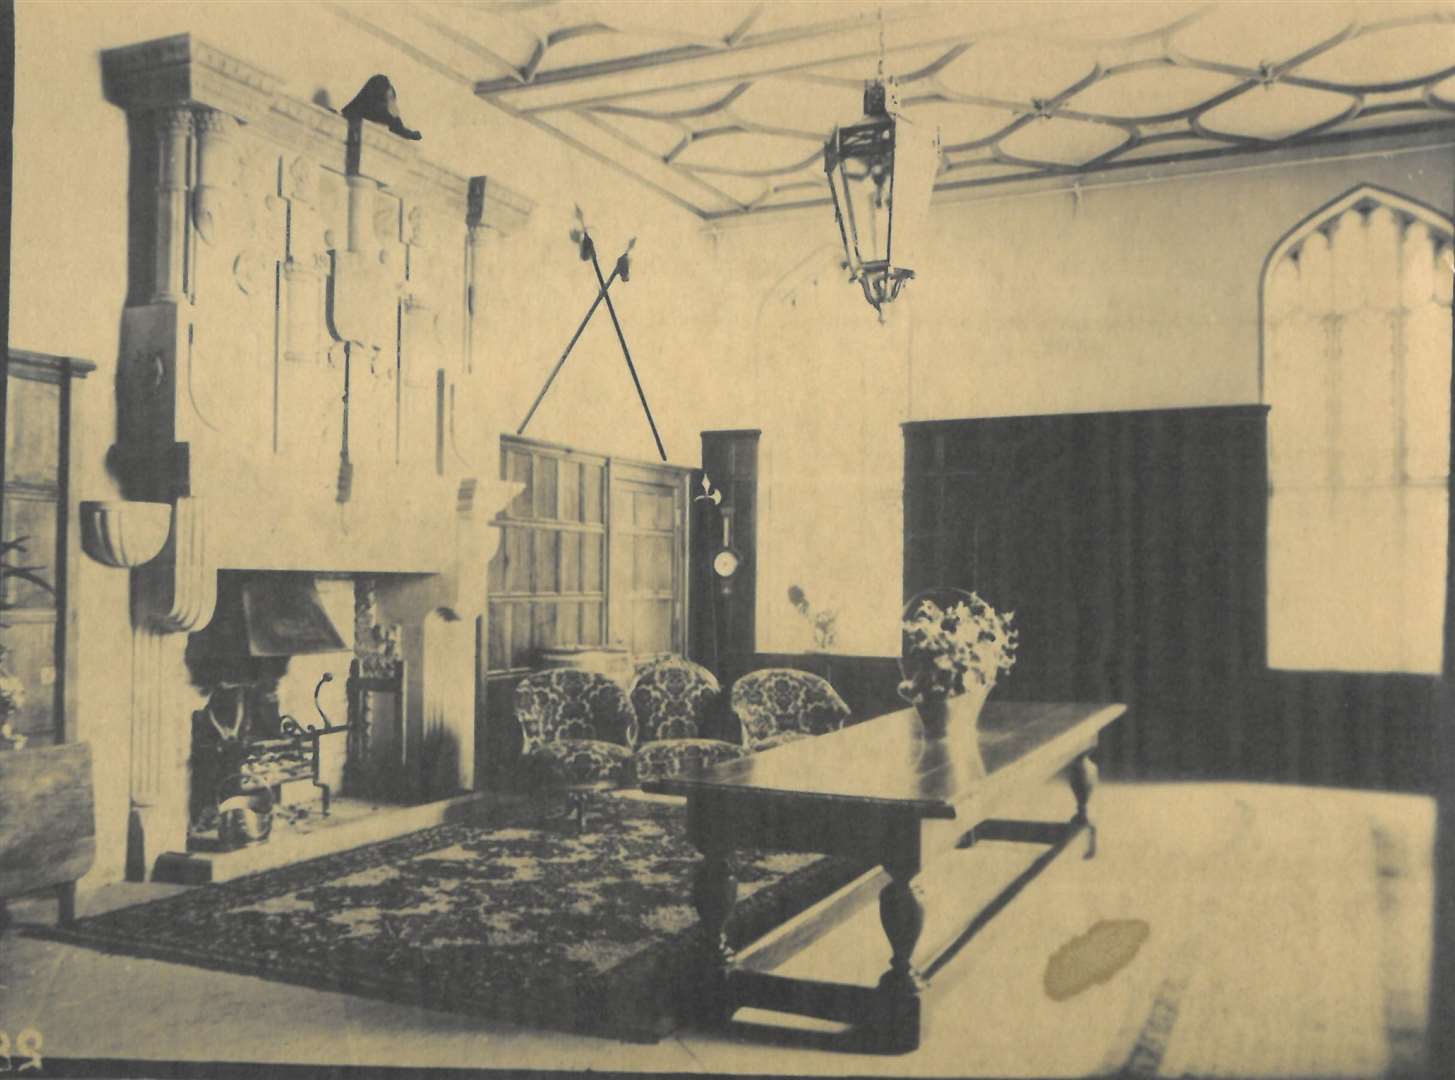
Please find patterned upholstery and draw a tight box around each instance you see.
[633,739,747,784]
[514,669,638,792]
[628,656,747,783]
[730,668,852,751]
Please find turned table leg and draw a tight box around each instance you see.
[690,846,738,1024]
[1070,752,1099,859]
[55,882,77,925]
[875,857,925,1052]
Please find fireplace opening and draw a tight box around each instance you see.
[182,572,399,850]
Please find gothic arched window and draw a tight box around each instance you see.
[1263,186,1452,673]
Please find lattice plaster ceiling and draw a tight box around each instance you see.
[334,0,1455,219]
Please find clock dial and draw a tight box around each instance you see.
[712,548,741,579]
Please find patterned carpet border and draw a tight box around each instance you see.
[32,797,868,1043]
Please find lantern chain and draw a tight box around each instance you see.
[876,6,886,82]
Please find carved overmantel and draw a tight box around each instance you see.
[96,34,534,877]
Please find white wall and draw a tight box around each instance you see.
[705,141,1455,426]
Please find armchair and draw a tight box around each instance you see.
[513,668,637,831]
[730,668,852,752]
[628,656,746,784]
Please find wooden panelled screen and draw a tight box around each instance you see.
[482,435,690,781]
[488,439,609,670]
[609,461,687,658]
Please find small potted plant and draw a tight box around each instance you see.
[787,585,839,652]
[898,587,1017,737]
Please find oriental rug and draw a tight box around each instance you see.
[35,796,867,1042]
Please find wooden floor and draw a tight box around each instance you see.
[0,781,1435,1077]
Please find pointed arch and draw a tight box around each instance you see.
[1261,184,1453,673]
[1259,184,1453,401]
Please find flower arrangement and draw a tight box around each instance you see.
[898,589,1018,704]
[787,585,838,651]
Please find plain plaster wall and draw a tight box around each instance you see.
[702,139,1455,428]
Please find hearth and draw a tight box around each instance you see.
[184,573,356,850]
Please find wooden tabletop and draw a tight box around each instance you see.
[644,701,1126,820]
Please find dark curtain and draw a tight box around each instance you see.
[903,406,1442,793]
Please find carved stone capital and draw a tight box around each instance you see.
[145,105,196,140]
[192,107,236,137]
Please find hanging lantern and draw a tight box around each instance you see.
[824,80,941,317]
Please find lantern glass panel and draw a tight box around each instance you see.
[885,111,940,280]
[826,116,894,280]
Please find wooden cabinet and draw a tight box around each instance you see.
[608,459,688,658]
[691,430,759,673]
[487,435,690,671]
[2,350,93,748]
[488,438,611,670]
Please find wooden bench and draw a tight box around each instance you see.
[0,742,96,927]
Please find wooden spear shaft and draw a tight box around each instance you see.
[516,259,624,436]
[587,243,667,462]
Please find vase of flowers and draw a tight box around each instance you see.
[898,587,1017,738]
[787,585,839,652]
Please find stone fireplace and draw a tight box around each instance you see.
[183,572,353,843]
[81,34,532,880]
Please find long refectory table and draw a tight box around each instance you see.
[643,700,1127,1053]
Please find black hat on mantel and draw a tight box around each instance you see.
[341,74,422,141]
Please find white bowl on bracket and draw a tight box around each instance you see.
[79,500,172,568]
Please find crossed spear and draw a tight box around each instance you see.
[517,208,666,462]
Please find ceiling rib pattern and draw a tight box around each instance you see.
[340,1,1455,220]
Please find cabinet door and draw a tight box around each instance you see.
[608,465,687,657]
[486,442,608,673]
[3,352,90,750]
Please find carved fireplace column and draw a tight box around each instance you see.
[372,478,521,799]
[97,36,282,878]
[147,105,194,304]
[127,499,217,878]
